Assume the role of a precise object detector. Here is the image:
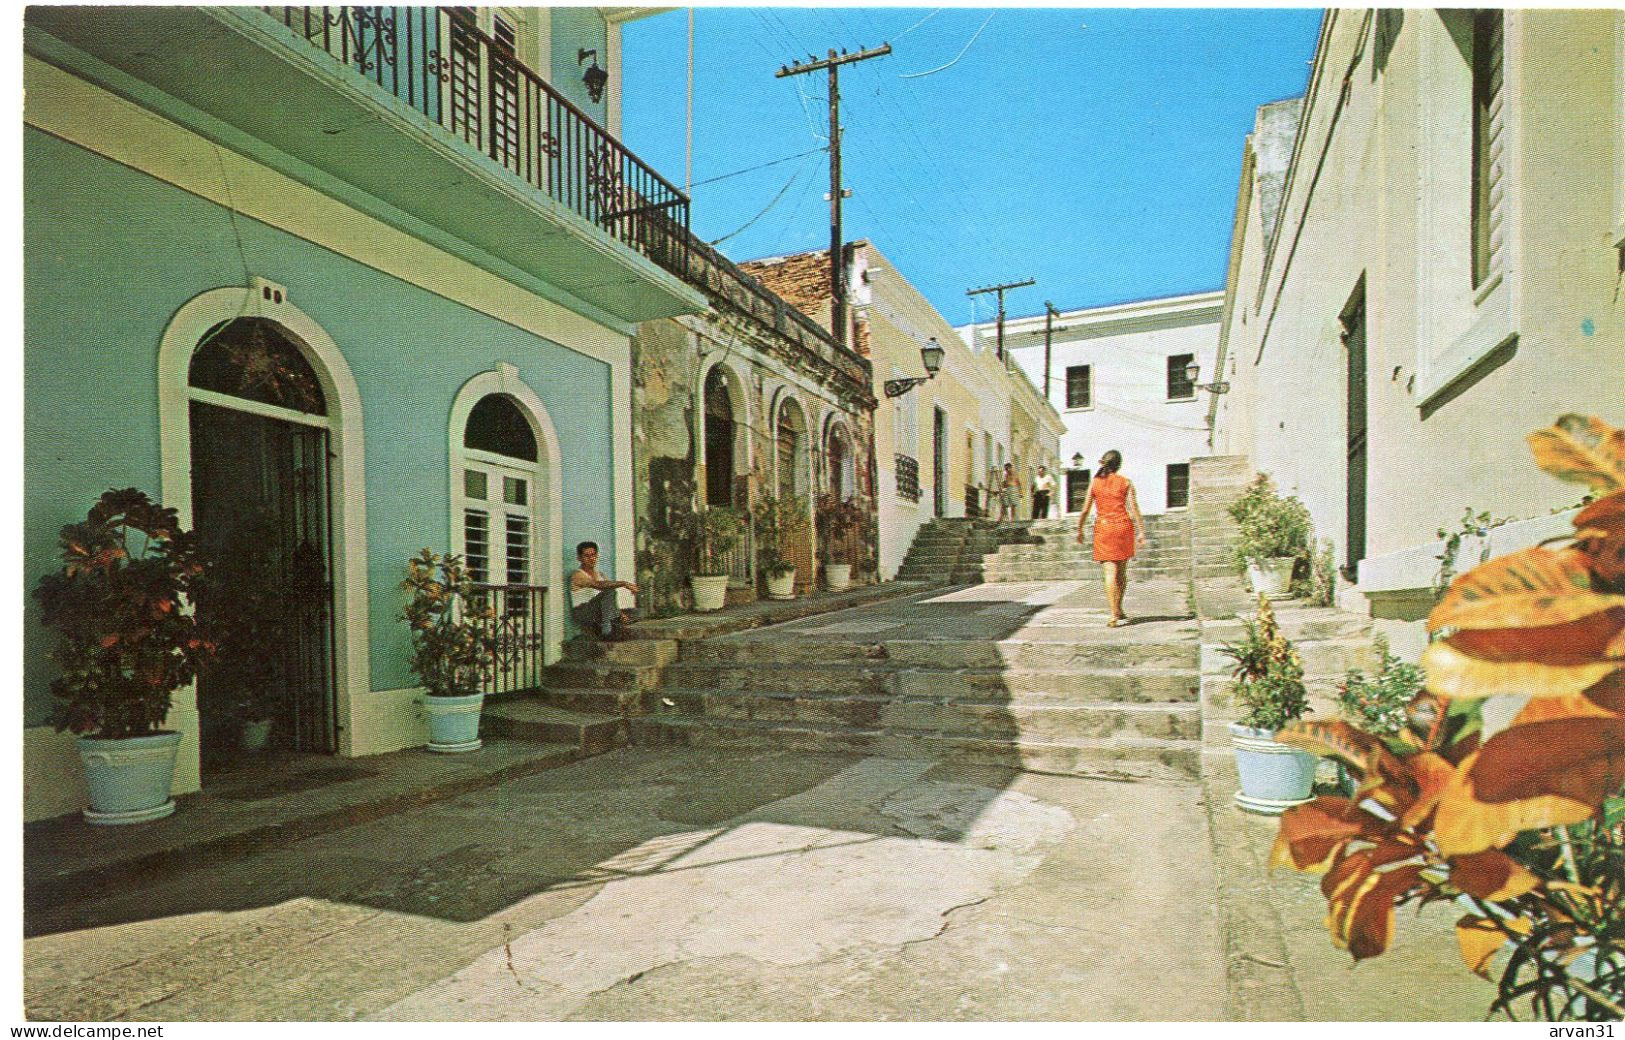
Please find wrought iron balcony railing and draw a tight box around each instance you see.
[469,583,547,697]
[895,454,921,503]
[261,7,689,278]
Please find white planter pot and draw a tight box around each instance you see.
[423,691,485,753]
[765,569,797,600]
[77,732,182,825]
[691,574,729,613]
[240,718,273,751]
[824,563,852,591]
[1229,722,1318,815]
[1246,556,1296,598]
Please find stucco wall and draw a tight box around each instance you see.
[1216,10,1624,594]
[24,129,619,722]
[1005,313,1219,515]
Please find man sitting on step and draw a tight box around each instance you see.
[570,541,639,642]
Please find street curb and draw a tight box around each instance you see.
[24,740,582,931]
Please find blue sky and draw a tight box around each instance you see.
[621,7,1321,326]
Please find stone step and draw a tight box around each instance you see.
[598,638,680,668]
[895,667,1199,702]
[682,635,1200,669]
[981,567,1192,582]
[534,685,644,716]
[981,547,1190,563]
[646,687,1201,741]
[1204,610,1373,645]
[657,664,1197,705]
[542,660,662,691]
[631,715,1200,783]
[481,701,627,753]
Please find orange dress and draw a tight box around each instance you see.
[1091,473,1136,562]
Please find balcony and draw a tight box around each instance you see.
[25,6,704,325]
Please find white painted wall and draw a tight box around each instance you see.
[963,293,1222,515]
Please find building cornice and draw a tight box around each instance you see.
[966,290,1225,346]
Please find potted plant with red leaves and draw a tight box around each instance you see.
[1270,414,1625,1021]
[32,488,215,824]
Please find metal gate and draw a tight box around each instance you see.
[191,402,338,758]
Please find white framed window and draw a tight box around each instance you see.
[455,394,540,589]
[1414,9,1519,407]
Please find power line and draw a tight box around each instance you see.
[710,161,813,245]
[900,11,995,79]
[691,146,828,190]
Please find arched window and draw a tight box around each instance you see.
[189,318,327,415]
[826,421,856,501]
[459,393,538,587]
[777,397,808,500]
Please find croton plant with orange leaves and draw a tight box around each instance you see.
[1270,415,1625,1021]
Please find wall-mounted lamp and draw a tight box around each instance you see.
[578,48,608,104]
[1184,361,1229,394]
[884,338,946,398]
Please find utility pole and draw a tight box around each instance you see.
[1043,300,1061,406]
[966,278,1035,368]
[777,43,891,351]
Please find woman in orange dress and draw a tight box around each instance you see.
[1075,450,1146,627]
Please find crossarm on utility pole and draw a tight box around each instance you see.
[777,43,892,352]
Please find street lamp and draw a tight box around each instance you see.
[1184,361,1229,394]
[1071,452,1085,471]
[884,338,946,398]
[578,48,608,103]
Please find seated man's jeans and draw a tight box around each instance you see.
[571,588,636,638]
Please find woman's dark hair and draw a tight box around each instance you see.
[1096,450,1122,480]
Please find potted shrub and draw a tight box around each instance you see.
[1228,473,1312,597]
[196,515,321,751]
[32,489,215,824]
[401,550,498,753]
[817,494,864,591]
[1220,594,1316,815]
[688,506,744,613]
[754,494,807,600]
[1334,635,1425,794]
[1269,414,1625,1021]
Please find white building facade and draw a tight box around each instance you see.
[961,291,1223,516]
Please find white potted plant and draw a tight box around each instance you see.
[817,493,863,591]
[1228,474,1312,597]
[688,506,744,613]
[1219,595,1317,815]
[401,550,498,753]
[755,494,806,600]
[33,489,216,824]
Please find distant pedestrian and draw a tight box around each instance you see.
[1075,450,1146,627]
[1031,465,1056,519]
[999,463,1020,521]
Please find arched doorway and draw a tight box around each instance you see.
[703,366,736,508]
[187,318,337,764]
[775,395,813,584]
[776,395,809,501]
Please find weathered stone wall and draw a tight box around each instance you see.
[633,249,880,618]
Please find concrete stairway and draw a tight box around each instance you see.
[976,514,1192,582]
[631,622,1205,784]
[480,637,677,755]
[894,518,1003,583]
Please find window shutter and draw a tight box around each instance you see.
[1472,10,1506,287]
